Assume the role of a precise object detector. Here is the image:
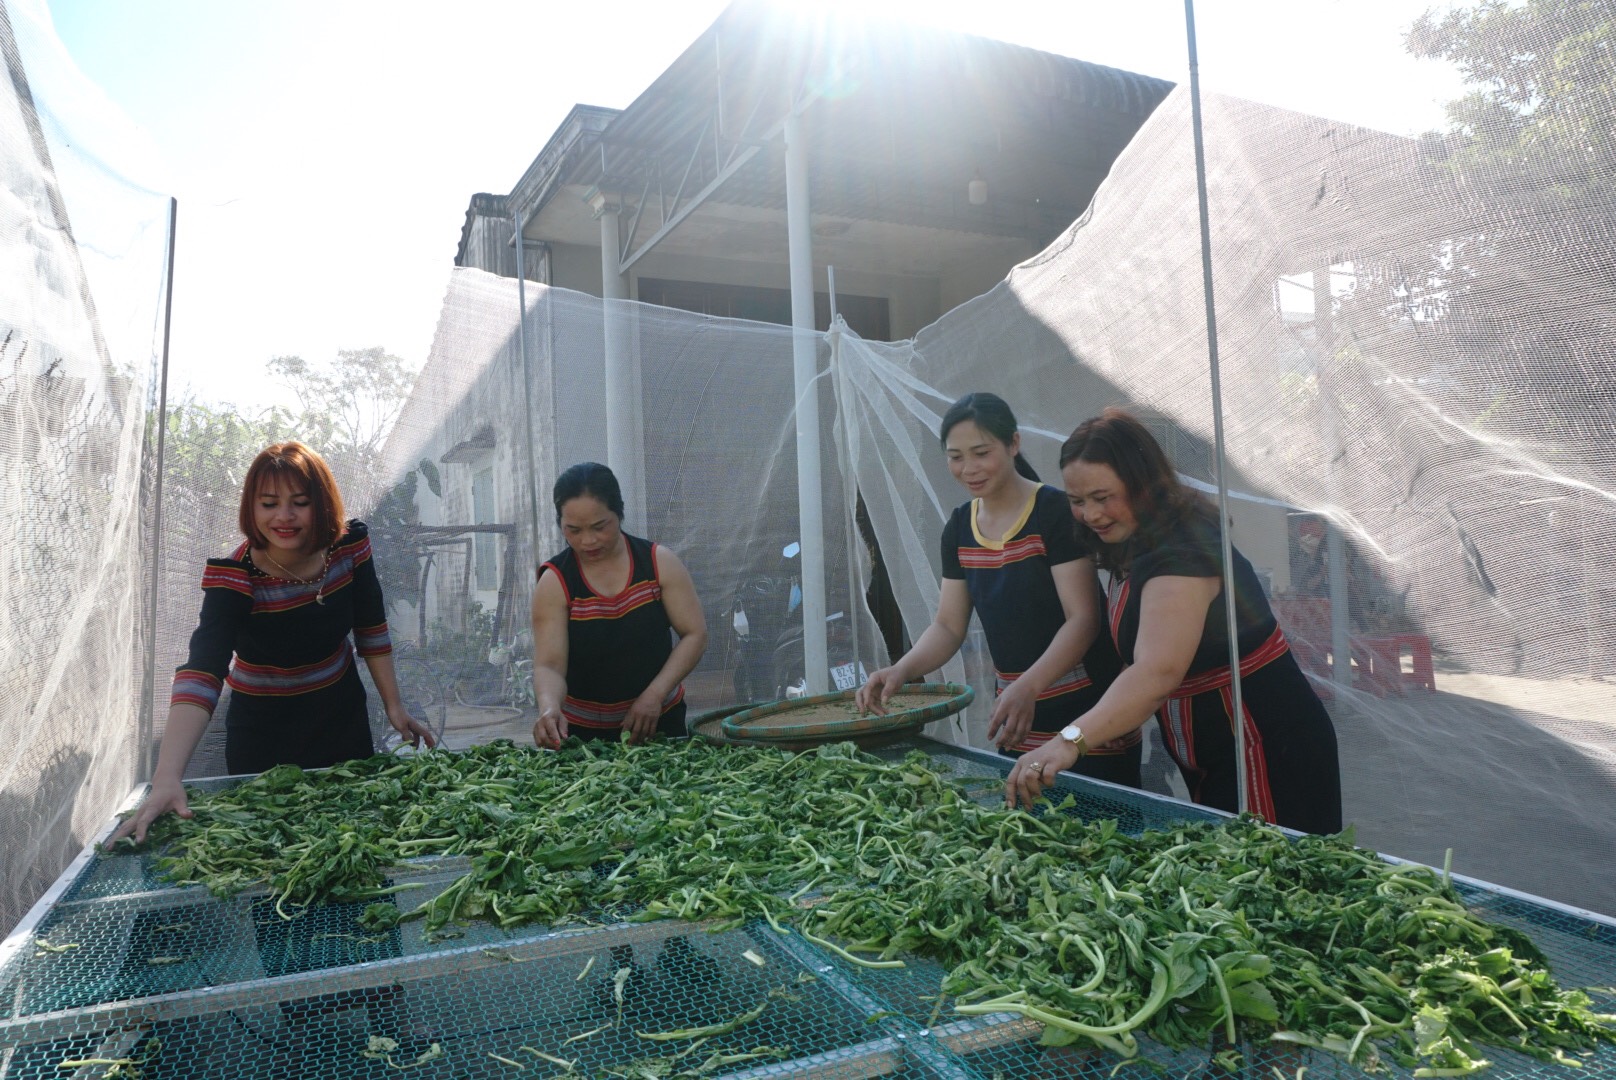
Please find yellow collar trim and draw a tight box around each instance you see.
[971,486,1039,550]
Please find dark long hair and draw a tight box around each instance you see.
[1059,408,1212,570]
[939,392,1039,481]
[552,462,625,523]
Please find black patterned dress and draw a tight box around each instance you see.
[942,485,1138,787]
[171,520,392,774]
[1104,516,1342,833]
[539,533,687,741]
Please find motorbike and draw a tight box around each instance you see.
[729,542,866,701]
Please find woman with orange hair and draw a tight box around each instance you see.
[114,441,435,843]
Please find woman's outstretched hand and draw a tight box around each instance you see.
[1005,738,1081,810]
[388,706,437,749]
[109,777,191,846]
[533,706,566,749]
[855,666,908,715]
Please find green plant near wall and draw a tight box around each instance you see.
[503,655,536,709]
[487,630,536,710]
[426,602,496,676]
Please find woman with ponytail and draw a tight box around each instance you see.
[856,393,1139,787]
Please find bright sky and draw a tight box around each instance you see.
[26,0,1463,407]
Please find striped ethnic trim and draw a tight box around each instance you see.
[354,621,392,658]
[994,664,1093,701]
[958,535,1047,570]
[227,645,353,697]
[563,684,685,730]
[171,669,224,712]
[569,578,663,621]
[201,564,253,598]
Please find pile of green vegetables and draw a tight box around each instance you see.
[125,739,1616,1075]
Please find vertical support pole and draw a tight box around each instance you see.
[828,269,861,684]
[784,109,829,695]
[140,196,178,781]
[1184,0,1248,815]
[1314,265,1353,688]
[515,214,544,581]
[594,192,647,528]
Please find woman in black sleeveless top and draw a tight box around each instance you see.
[1006,410,1341,835]
[531,463,708,747]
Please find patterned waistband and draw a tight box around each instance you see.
[1169,624,1289,700]
[563,684,685,729]
[227,645,353,697]
[993,664,1093,700]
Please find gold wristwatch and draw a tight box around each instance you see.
[1057,723,1089,757]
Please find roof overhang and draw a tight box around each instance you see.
[501,0,1173,276]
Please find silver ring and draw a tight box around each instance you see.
[1029,761,1044,775]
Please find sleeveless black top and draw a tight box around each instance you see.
[540,533,683,731]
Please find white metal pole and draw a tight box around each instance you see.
[140,196,178,781]
[827,269,862,684]
[1314,267,1353,687]
[1184,0,1249,816]
[784,110,829,695]
[597,197,646,528]
[515,214,544,573]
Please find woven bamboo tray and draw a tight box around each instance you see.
[719,682,972,744]
[688,704,930,746]
[688,702,929,752]
[688,703,775,748]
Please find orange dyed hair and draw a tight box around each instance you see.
[237,441,346,550]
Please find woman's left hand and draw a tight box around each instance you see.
[623,689,664,745]
[1005,738,1081,810]
[986,680,1039,750]
[387,707,437,749]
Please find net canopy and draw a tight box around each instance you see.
[4,0,1616,951]
[0,0,171,936]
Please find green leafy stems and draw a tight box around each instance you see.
[118,739,1616,1075]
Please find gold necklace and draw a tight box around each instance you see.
[256,547,332,604]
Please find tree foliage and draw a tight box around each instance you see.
[160,348,419,550]
[1377,0,1616,444]
[265,346,416,508]
[1406,0,1616,197]
[158,397,302,550]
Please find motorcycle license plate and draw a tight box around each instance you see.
[830,661,867,691]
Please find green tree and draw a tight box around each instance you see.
[158,396,300,549]
[266,346,416,506]
[1363,0,1616,445]
[1407,0,1616,200]
[159,348,421,550]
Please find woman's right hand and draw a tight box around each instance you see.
[533,706,567,750]
[109,777,191,846]
[856,666,908,715]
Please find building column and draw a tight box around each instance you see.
[784,111,829,695]
[589,189,646,529]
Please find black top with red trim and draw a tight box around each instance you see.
[540,533,683,730]
[1105,513,1342,835]
[1105,513,1277,672]
[941,485,1121,733]
[171,520,392,716]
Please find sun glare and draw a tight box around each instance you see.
[772,0,990,36]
